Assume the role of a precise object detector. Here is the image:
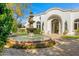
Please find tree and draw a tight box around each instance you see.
[6,3,30,30]
[6,3,29,17]
[12,19,18,33]
[0,3,14,51]
[6,3,32,21]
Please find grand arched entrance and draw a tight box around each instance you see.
[48,15,62,34]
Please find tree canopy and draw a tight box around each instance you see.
[0,3,14,49]
[6,3,29,17]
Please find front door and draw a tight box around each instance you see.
[51,19,59,34]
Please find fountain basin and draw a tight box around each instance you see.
[8,34,56,49]
[11,34,50,41]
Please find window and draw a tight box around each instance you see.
[37,21,41,29]
[65,21,68,31]
[74,19,79,30]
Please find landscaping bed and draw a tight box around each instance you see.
[5,38,56,49]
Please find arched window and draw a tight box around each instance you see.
[74,19,79,30]
[65,21,68,31]
[37,21,41,29]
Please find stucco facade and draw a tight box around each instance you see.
[25,8,79,35]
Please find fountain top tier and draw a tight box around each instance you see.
[27,11,35,33]
[28,11,35,25]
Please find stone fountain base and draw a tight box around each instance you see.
[28,33,34,38]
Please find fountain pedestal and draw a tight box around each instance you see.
[26,11,36,37]
[28,33,34,38]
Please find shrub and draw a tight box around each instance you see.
[34,28,41,34]
[0,4,14,51]
[75,28,79,35]
[27,28,42,34]
[27,28,36,33]
[16,28,27,35]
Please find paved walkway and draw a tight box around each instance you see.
[1,38,79,56]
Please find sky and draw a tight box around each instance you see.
[18,3,79,25]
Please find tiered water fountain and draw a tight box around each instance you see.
[9,11,56,49]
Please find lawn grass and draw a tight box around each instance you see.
[16,31,27,35]
[62,35,79,39]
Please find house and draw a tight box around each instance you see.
[24,8,79,35]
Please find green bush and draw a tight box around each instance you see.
[0,4,14,51]
[34,28,41,34]
[16,28,27,35]
[27,28,36,33]
[27,28,42,34]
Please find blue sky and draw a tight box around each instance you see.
[18,3,79,24]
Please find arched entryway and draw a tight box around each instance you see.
[48,15,62,34]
